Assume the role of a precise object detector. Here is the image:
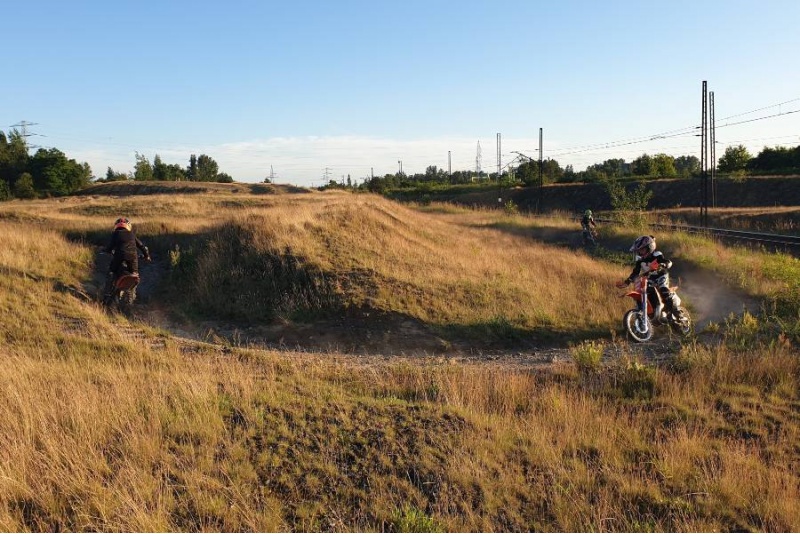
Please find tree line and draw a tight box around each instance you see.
[0,128,235,200]
[334,144,800,194]
[0,130,92,199]
[101,152,233,184]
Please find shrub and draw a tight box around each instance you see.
[391,506,441,533]
[571,341,604,374]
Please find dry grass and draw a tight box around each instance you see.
[0,189,799,531]
[654,206,799,234]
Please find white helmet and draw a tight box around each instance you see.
[630,235,656,257]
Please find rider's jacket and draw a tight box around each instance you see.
[624,251,672,284]
[581,215,595,228]
[105,228,148,260]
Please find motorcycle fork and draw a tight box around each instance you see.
[639,279,652,331]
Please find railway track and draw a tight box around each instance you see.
[648,222,800,255]
[580,216,800,255]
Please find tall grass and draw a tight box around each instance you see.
[1,190,799,531]
[160,195,629,344]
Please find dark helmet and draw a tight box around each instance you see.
[114,217,132,231]
[630,235,656,257]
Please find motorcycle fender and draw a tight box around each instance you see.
[115,274,140,291]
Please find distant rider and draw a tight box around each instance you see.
[581,209,596,233]
[581,209,597,243]
[616,235,677,318]
[103,217,150,299]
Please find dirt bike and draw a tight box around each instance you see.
[102,253,148,314]
[582,226,599,246]
[618,264,692,342]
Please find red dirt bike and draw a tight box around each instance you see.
[102,254,147,314]
[617,264,692,342]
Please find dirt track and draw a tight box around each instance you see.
[83,229,761,368]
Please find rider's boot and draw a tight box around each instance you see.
[664,293,681,319]
[653,302,664,322]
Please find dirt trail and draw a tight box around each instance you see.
[81,233,761,367]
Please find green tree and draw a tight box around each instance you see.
[749,145,798,173]
[134,152,154,181]
[631,154,654,176]
[674,155,699,178]
[0,130,29,190]
[196,154,218,182]
[586,158,628,180]
[603,178,653,227]
[718,144,752,172]
[105,166,128,182]
[153,154,167,180]
[651,153,677,178]
[562,164,577,182]
[542,158,563,183]
[14,173,36,199]
[0,180,10,200]
[164,163,186,181]
[30,148,91,195]
[187,154,198,181]
[216,172,233,183]
[517,159,538,186]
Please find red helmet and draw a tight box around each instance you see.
[630,235,655,257]
[114,217,132,231]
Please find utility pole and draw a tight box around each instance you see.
[496,133,501,181]
[448,150,451,180]
[710,91,717,208]
[10,121,39,151]
[538,128,543,214]
[398,160,403,175]
[700,81,708,227]
[475,141,482,181]
[323,167,332,183]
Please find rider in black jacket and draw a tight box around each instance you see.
[103,217,150,297]
[617,235,678,317]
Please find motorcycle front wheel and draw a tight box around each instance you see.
[623,309,653,342]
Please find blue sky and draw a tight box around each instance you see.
[2,0,799,185]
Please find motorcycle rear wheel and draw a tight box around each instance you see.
[119,288,136,315]
[623,309,653,342]
[670,306,692,337]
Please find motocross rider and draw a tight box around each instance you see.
[581,209,597,234]
[616,235,678,319]
[103,217,150,299]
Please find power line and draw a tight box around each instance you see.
[716,96,800,121]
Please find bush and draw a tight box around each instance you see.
[503,200,519,215]
[14,173,37,199]
[391,506,441,533]
[571,341,604,374]
[603,178,652,228]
